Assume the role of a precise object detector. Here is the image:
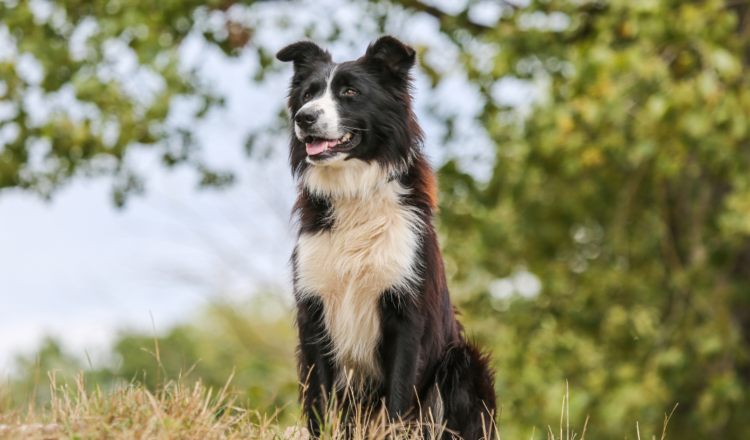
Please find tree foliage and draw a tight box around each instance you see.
[7,297,299,422]
[433,0,750,438]
[0,0,246,204]
[110,297,298,414]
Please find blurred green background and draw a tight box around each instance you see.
[3,0,750,438]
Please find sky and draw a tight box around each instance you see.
[0,0,516,372]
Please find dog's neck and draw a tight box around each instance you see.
[301,158,400,200]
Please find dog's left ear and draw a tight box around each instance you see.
[364,36,416,79]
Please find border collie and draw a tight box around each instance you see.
[277,36,496,440]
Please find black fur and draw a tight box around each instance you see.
[295,295,337,424]
[278,36,496,440]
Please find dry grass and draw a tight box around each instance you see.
[0,371,676,440]
[0,369,456,440]
[1,370,273,440]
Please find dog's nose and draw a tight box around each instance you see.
[295,108,318,128]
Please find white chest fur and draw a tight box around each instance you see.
[295,160,422,389]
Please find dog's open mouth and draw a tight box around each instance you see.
[305,131,361,160]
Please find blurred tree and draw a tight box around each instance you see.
[6,337,105,408]
[428,0,750,438]
[0,0,248,205]
[111,296,298,418]
[5,296,299,421]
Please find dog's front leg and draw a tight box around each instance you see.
[380,290,425,421]
[296,296,336,437]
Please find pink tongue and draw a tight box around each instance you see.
[306,139,336,155]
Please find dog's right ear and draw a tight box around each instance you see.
[364,36,416,79]
[276,41,332,71]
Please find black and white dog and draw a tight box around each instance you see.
[277,36,496,440]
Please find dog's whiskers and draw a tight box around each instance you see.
[339,118,370,132]
[341,125,370,132]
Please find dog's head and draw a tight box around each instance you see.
[277,36,422,178]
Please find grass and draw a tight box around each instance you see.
[0,371,677,440]
[0,368,448,440]
[1,370,269,440]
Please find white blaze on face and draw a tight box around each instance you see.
[294,65,341,141]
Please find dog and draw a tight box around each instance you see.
[277,36,496,440]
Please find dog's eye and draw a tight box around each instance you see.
[342,89,357,96]
[304,93,311,101]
